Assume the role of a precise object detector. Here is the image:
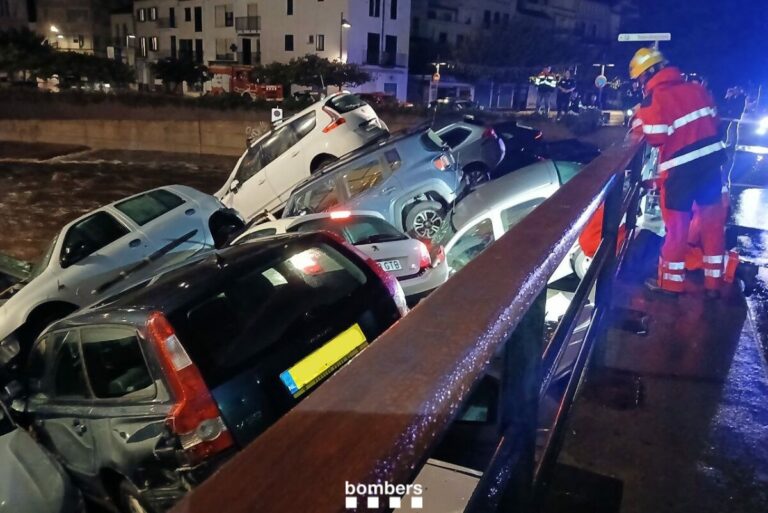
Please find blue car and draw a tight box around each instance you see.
[282,128,462,240]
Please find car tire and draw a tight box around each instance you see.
[463,163,491,188]
[118,479,155,513]
[405,201,446,240]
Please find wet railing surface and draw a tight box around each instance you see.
[172,137,646,513]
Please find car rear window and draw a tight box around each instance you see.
[81,326,154,399]
[420,130,446,152]
[168,242,371,388]
[326,93,368,114]
[291,216,408,245]
[115,190,185,226]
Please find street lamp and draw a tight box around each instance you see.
[50,25,60,33]
[339,13,351,61]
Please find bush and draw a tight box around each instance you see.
[563,108,602,135]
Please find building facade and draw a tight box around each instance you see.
[411,0,518,48]
[132,0,411,100]
[0,0,29,30]
[32,0,124,56]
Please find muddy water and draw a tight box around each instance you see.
[0,158,233,262]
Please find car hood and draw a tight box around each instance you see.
[0,429,70,513]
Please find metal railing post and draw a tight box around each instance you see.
[596,175,622,311]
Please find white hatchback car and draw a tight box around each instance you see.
[232,211,449,302]
[216,92,389,221]
[0,185,244,357]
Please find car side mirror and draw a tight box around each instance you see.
[230,179,241,193]
[61,241,91,268]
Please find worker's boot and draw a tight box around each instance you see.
[644,277,680,297]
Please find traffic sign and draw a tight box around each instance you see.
[271,108,283,123]
[432,72,441,82]
[595,75,608,89]
[618,33,671,42]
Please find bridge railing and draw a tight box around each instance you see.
[172,135,647,513]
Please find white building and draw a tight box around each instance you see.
[132,0,411,100]
[32,0,122,56]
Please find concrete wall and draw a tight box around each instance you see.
[0,119,267,156]
[0,114,423,156]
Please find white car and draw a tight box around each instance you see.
[216,92,389,221]
[0,185,244,357]
[433,160,585,280]
[232,211,449,301]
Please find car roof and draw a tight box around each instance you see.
[63,185,206,230]
[450,160,558,230]
[287,125,435,192]
[50,233,339,330]
[235,211,388,242]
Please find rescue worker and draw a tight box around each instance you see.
[556,69,576,121]
[629,47,727,298]
[535,66,557,115]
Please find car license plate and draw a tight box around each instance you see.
[279,324,368,398]
[379,259,402,272]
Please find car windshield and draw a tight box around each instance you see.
[326,93,367,114]
[29,234,58,279]
[290,216,408,245]
[432,211,458,249]
[420,130,447,152]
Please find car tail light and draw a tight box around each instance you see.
[322,107,347,133]
[417,240,431,269]
[146,312,234,464]
[482,127,497,139]
[330,210,352,219]
[433,154,452,171]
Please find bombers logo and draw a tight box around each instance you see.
[345,481,424,510]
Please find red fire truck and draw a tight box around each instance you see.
[205,65,284,101]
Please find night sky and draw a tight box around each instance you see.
[620,0,768,93]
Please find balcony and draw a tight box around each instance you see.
[235,16,261,33]
[362,50,408,68]
[215,53,236,62]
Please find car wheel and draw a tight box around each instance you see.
[463,164,491,188]
[405,201,446,240]
[118,480,155,513]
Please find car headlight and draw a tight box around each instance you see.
[626,109,634,117]
[757,117,768,136]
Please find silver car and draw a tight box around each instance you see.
[233,211,449,302]
[282,128,462,240]
[435,118,506,186]
[0,185,244,357]
[0,398,81,513]
[433,160,584,279]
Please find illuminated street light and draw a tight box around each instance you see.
[339,12,351,61]
[50,25,60,33]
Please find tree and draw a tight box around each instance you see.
[40,52,134,86]
[0,27,54,80]
[152,58,206,93]
[248,55,371,92]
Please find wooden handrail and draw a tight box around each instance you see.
[172,137,644,513]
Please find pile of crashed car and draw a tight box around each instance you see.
[0,92,599,513]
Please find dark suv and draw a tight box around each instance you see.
[20,232,406,512]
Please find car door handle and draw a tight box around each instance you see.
[185,208,196,216]
[129,238,141,248]
[72,419,87,436]
[291,151,300,158]
[382,186,398,195]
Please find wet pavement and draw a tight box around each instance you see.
[0,150,235,262]
[547,150,768,512]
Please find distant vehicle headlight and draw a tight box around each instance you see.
[626,109,634,117]
[757,117,768,136]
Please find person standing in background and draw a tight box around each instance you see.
[556,70,576,121]
[535,66,557,116]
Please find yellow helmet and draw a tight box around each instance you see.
[629,47,665,79]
